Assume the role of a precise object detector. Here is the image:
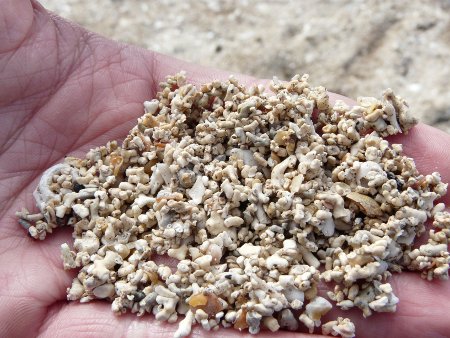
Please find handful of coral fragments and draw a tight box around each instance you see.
[17,73,450,337]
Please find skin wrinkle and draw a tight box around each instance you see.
[0,29,121,215]
[0,76,145,216]
[0,49,33,103]
[149,50,161,99]
[1,275,44,336]
[0,296,40,338]
[0,229,28,254]
[37,301,66,338]
[53,43,154,154]
[35,240,65,275]
[51,17,75,81]
[64,70,146,151]
[19,40,58,96]
[0,234,74,336]
[68,111,136,157]
[0,187,23,219]
[0,229,30,246]
[35,117,69,149]
[0,19,86,157]
[0,176,40,220]
[2,61,139,158]
[35,123,60,166]
[0,122,62,211]
[0,0,33,54]
[38,305,127,338]
[0,87,59,157]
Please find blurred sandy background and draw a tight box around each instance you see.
[41,0,450,133]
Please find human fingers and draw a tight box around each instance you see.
[37,301,328,338]
[0,0,33,53]
[387,123,450,204]
[319,272,450,338]
[0,227,75,337]
[31,271,450,338]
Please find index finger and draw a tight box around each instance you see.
[387,123,450,204]
[318,89,450,205]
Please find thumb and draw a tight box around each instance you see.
[0,0,34,53]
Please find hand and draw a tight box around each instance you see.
[0,1,449,337]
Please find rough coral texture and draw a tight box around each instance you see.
[18,73,449,337]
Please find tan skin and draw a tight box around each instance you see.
[1,1,449,337]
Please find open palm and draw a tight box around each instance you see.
[1,1,449,337]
